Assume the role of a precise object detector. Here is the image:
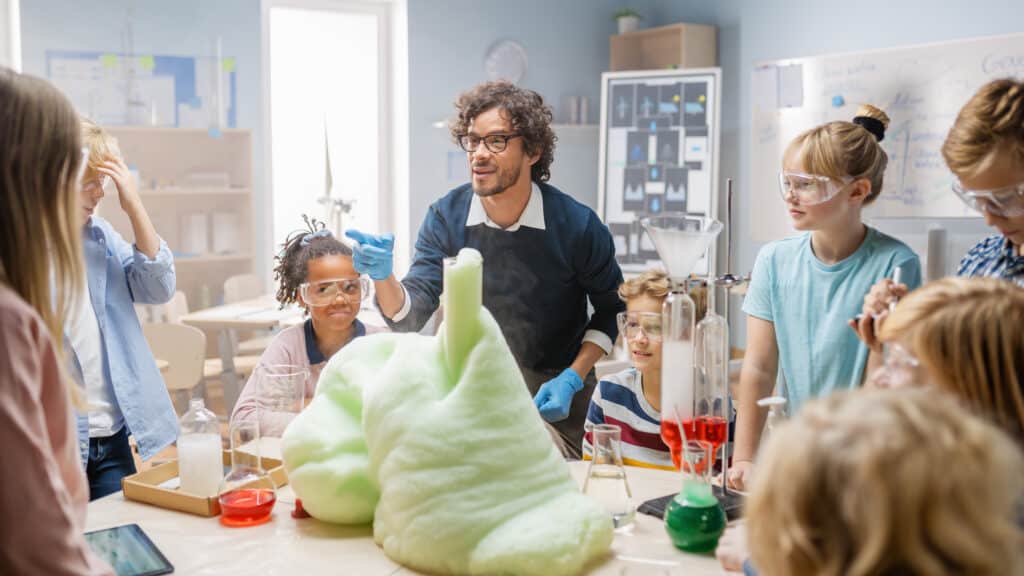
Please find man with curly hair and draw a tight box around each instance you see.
[347,81,624,457]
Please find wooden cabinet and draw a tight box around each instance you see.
[610,23,717,71]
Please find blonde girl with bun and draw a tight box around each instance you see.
[730,105,922,490]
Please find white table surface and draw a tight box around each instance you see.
[88,461,726,575]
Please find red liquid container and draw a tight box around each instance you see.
[219,488,276,527]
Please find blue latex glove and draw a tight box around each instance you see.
[533,368,584,422]
[345,230,395,281]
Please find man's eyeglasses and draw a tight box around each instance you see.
[457,133,521,154]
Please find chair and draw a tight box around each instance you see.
[223,273,262,304]
[143,323,207,414]
[224,273,275,356]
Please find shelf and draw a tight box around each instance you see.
[552,124,600,130]
[140,187,250,197]
[174,253,252,264]
[609,22,717,71]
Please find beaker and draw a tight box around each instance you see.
[253,363,308,439]
[660,285,697,470]
[218,420,276,527]
[582,424,635,529]
[664,440,726,553]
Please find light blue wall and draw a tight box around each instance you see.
[406,0,648,248]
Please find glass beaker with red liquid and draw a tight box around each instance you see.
[218,420,277,527]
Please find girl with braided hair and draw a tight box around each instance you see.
[231,217,384,435]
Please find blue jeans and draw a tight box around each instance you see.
[87,426,137,500]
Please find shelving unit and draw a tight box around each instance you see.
[609,23,717,71]
[99,127,256,309]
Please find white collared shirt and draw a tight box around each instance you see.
[390,183,612,355]
[465,182,547,231]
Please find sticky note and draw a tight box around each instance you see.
[208,126,222,139]
[222,57,236,72]
[138,55,155,71]
[832,95,845,108]
[698,94,706,103]
[100,54,119,69]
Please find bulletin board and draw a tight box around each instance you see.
[46,50,237,128]
[598,68,722,276]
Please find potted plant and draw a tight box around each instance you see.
[614,8,641,35]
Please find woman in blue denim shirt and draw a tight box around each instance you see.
[66,120,178,499]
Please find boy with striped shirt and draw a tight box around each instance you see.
[583,271,673,470]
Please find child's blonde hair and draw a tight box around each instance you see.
[80,117,122,174]
[879,277,1024,442]
[784,104,890,204]
[618,269,670,302]
[942,77,1024,179]
[747,388,1024,576]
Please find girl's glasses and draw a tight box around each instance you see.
[778,171,855,206]
[299,277,371,307]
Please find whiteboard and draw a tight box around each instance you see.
[598,68,721,276]
[750,33,1024,242]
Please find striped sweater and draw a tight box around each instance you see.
[582,368,674,470]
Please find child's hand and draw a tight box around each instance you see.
[847,278,909,351]
[715,523,750,573]
[727,460,754,491]
[96,157,142,215]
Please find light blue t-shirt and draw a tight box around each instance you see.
[743,227,921,413]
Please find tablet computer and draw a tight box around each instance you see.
[84,523,174,576]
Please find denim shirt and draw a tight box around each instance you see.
[72,215,179,466]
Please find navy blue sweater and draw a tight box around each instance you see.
[388,182,625,372]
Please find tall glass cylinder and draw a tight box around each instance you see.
[660,285,696,470]
[694,289,729,472]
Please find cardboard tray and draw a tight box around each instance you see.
[122,450,288,517]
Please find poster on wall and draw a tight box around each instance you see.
[598,68,721,276]
[46,50,237,129]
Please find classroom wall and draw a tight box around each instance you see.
[19,0,266,279]
[21,0,649,282]
[406,0,648,251]
[652,0,1023,346]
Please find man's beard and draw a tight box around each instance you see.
[472,162,521,197]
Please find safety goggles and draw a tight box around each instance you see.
[872,342,921,389]
[952,180,1024,218]
[299,277,371,307]
[616,311,663,342]
[778,171,854,206]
